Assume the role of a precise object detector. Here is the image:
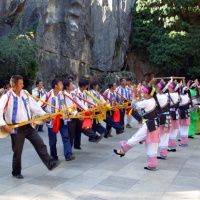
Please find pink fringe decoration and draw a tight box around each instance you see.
[147,157,157,168]
[171,120,179,129]
[180,118,190,126]
[146,129,160,144]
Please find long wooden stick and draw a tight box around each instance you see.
[24,91,59,110]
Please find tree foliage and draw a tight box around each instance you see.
[0,16,38,89]
[132,0,200,78]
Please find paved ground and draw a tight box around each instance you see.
[0,117,200,200]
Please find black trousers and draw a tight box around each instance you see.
[120,109,126,129]
[11,125,53,175]
[105,112,122,132]
[67,119,82,148]
[68,119,98,148]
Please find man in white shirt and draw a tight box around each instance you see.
[0,75,60,179]
[41,79,75,162]
[103,82,123,136]
[63,79,82,149]
[115,78,129,131]
[0,80,10,98]
[72,78,104,145]
[32,80,46,132]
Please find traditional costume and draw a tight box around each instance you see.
[157,82,171,159]
[41,90,74,161]
[179,86,191,146]
[168,82,180,152]
[187,80,199,138]
[114,86,160,170]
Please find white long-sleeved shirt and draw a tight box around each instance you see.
[63,90,77,115]
[103,89,118,106]
[87,90,106,107]
[115,85,129,103]
[0,89,46,126]
[135,98,156,113]
[179,94,190,106]
[39,90,65,114]
[32,87,46,99]
[168,92,180,106]
[157,93,169,108]
[71,88,88,110]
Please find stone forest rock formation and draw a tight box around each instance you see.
[0,0,152,87]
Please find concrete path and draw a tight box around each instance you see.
[0,118,200,200]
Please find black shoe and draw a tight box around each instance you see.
[38,130,44,132]
[113,149,125,157]
[104,132,109,138]
[179,144,188,147]
[144,167,157,171]
[167,149,176,152]
[95,134,104,143]
[178,139,181,141]
[74,146,81,150]
[108,134,113,137]
[139,141,144,144]
[188,136,194,139]
[126,124,132,128]
[157,156,166,160]
[48,160,61,171]
[116,129,123,135]
[65,156,75,161]
[89,138,96,142]
[12,174,24,179]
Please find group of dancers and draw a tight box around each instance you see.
[114,78,200,171]
[0,75,199,179]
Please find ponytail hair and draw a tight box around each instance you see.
[141,85,161,112]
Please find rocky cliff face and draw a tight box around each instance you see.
[0,0,138,87]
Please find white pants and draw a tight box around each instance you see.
[127,123,158,168]
[127,115,132,125]
[179,125,189,146]
[168,129,179,149]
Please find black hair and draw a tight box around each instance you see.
[79,78,89,87]
[51,78,62,89]
[36,80,42,86]
[120,78,126,83]
[90,80,99,90]
[63,79,71,89]
[108,83,114,89]
[68,76,74,81]
[126,78,131,82]
[143,85,161,112]
[10,75,23,86]
[3,80,10,86]
[152,91,162,113]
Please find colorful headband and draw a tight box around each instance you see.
[157,82,168,93]
[187,80,196,89]
[180,86,189,94]
[157,82,163,89]
[141,86,149,94]
[169,82,175,89]
[141,86,155,96]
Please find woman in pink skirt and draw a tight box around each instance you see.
[113,85,160,171]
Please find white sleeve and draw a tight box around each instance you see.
[32,88,38,97]
[0,94,8,126]
[29,96,46,116]
[136,100,146,110]
[86,93,96,106]
[71,93,88,110]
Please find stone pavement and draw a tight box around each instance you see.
[0,118,200,200]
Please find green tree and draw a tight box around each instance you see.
[132,0,200,78]
[0,15,38,89]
